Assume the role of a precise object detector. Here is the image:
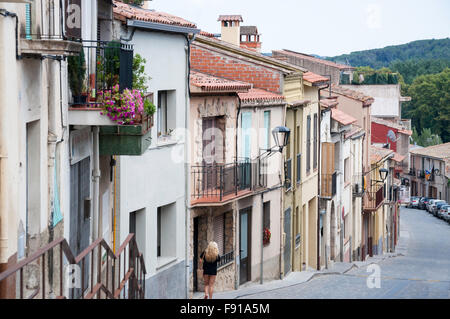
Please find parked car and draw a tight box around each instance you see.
[430,200,446,216]
[434,202,448,217]
[418,197,429,210]
[426,199,438,213]
[438,204,450,219]
[408,196,421,208]
[441,206,450,222]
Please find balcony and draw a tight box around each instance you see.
[408,168,416,176]
[190,159,267,206]
[18,1,82,57]
[320,172,337,198]
[363,184,385,212]
[353,174,365,197]
[67,41,154,156]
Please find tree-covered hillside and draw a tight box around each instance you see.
[328,38,450,69]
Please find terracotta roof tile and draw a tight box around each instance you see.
[113,1,197,28]
[392,152,406,163]
[240,26,258,35]
[238,88,285,104]
[190,71,251,92]
[320,97,338,108]
[199,30,216,37]
[345,126,364,139]
[331,85,374,106]
[303,71,329,85]
[331,108,357,126]
[273,50,355,71]
[370,145,394,164]
[217,15,243,22]
[410,142,450,160]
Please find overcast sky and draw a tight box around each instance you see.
[149,0,450,57]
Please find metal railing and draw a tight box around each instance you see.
[321,172,337,197]
[363,184,385,211]
[68,40,134,106]
[0,234,146,299]
[191,158,267,202]
[217,251,234,268]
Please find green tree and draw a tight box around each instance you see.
[411,127,443,147]
[404,68,450,142]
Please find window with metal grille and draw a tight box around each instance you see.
[263,201,270,230]
[213,214,225,255]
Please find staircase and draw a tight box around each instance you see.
[0,234,146,299]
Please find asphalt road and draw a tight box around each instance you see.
[221,207,450,299]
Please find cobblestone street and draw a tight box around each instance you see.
[214,207,450,299]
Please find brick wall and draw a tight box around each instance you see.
[191,44,283,94]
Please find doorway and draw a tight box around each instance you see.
[239,207,251,285]
[193,217,199,291]
[69,157,91,298]
[284,208,291,275]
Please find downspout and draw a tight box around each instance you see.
[280,102,287,279]
[184,32,196,299]
[93,126,100,242]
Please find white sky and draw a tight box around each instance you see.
[148,0,450,57]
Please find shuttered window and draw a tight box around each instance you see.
[285,158,292,190]
[306,115,311,173]
[313,113,318,169]
[296,153,301,183]
[213,214,225,255]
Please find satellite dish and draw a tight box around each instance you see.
[387,130,397,142]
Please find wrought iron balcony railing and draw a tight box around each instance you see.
[363,184,385,211]
[218,251,234,268]
[68,40,133,106]
[191,158,267,204]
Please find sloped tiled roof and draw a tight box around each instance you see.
[331,85,374,106]
[273,49,355,71]
[238,88,285,104]
[320,97,338,109]
[410,142,450,160]
[240,26,258,35]
[199,30,216,37]
[218,15,243,22]
[392,152,406,163]
[345,126,364,139]
[190,71,251,92]
[331,108,357,126]
[370,145,394,164]
[303,71,329,85]
[113,1,197,28]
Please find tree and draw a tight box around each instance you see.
[404,68,450,143]
[411,127,443,147]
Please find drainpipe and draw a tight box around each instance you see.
[184,33,196,299]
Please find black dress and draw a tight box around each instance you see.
[200,251,221,276]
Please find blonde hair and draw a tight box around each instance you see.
[204,241,219,262]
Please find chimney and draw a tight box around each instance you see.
[240,26,261,52]
[218,15,243,47]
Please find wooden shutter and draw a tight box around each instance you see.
[321,142,335,175]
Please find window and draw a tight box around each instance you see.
[313,114,318,170]
[157,203,176,260]
[344,213,350,242]
[306,115,311,173]
[295,207,300,248]
[263,111,271,150]
[285,158,292,190]
[344,157,350,184]
[213,214,225,255]
[296,153,301,183]
[263,201,270,230]
[157,90,176,137]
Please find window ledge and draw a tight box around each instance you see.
[156,256,177,270]
[155,135,177,148]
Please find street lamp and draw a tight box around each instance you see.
[379,168,389,182]
[271,126,291,154]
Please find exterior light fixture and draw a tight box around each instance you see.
[379,168,389,182]
[272,126,290,153]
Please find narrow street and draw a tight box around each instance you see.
[215,207,450,299]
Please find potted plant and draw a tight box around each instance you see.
[263,227,271,246]
[68,49,87,105]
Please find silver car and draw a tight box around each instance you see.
[431,200,446,216]
[426,199,438,213]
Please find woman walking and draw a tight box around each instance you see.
[200,241,221,299]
